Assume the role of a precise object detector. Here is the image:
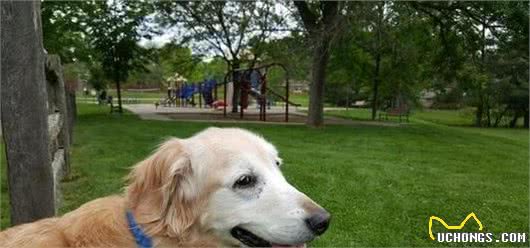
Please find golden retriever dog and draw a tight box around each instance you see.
[0,127,331,247]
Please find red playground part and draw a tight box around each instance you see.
[212,100,226,109]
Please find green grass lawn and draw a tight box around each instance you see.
[289,92,334,108]
[77,89,165,99]
[326,108,373,121]
[325,107,508,128]
[109,89,165,99]
[76,89,165,104]
[326,107,470,124]
[290,93,309,107]
[413,108,476,126]
[1,104,528,247]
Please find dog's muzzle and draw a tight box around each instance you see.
[230,226,271,247]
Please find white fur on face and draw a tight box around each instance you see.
[184,128,323,246]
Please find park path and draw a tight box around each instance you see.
[124,104,307,124]
[123,104,400,127]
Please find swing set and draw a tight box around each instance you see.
[221,63,301,122]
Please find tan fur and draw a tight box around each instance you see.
[0,138,220,247]
[0,128,327,247]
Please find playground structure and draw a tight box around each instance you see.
[163,75,218,108]
[161,63,301,123]
[221,63,301,122]
[177,79,217,107]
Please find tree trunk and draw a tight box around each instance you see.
[1,0,56,225]
[485,102,491,127]
[231,60,240,113]
[115,69,123,113]
[65,92,77,144]
[475,105,483,127]
[475,92,484,127]
[493,107,507,127]
[371,2,384,121]
[476,15,487,127]
[371,53,381,120]
[306,36,331,127]
[523,109,530,128]
[509,115,518,128]
[294,1,340,127]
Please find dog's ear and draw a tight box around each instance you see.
[126,138,198,238]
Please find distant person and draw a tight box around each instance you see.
[250,69,261,91]
[83,87,89,96]
[202,80,215,107]
[173,87,180,99]
[98,90,107,105]
[167,86,172,99]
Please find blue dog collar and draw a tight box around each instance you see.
[126,211,153,248]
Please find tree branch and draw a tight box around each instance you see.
[294,1,319,31]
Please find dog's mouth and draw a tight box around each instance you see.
[230,226,306,248]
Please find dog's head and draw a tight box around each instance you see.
[126,127,330,247]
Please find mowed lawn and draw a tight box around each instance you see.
[325,107,525,128]
[1,104,528,247]
[76,89,165,104]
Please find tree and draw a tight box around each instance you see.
[324,2,434,113]
[368,2,385,120]
[156,1,290,112]
[325,39,371,107]
[294,1,345,127]
[41,0,155,108]
[203,56,229,83]
[492,2,528,127]
[41,0,93,63]
[88,0,153,112]
[1,0,56,225]
[158,43,203,81]
[344,2,393,119]
[127,62,165,88]
[87,64,108,91]
[412,1,528,127]
[253,33,312,84]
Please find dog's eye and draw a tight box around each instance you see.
[275,160,280,166]
[234,175,256,188]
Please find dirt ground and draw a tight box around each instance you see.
[125,104,399,126]
[160,112,307,123]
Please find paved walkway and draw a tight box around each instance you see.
[123,104,400,126]
[124,104,307,124]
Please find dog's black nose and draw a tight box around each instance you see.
[305,210,331,235]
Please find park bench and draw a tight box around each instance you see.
[108,96,121,113]
[379,105,410,122]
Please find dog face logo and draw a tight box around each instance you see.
[429,212,483,240]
